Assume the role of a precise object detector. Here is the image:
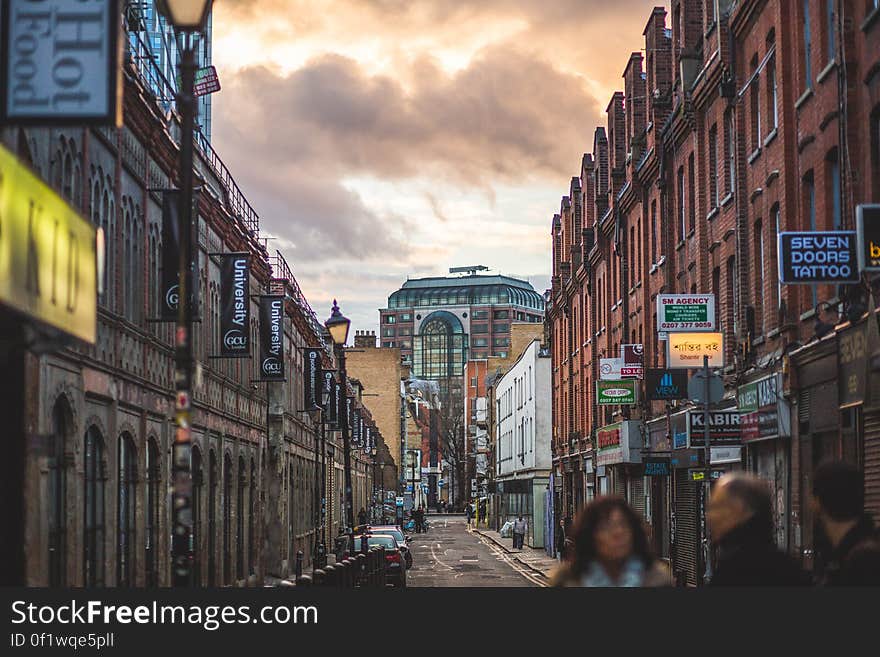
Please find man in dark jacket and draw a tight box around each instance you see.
[812,460,880,586]
[707,472,809,586]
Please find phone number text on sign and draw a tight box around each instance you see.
[657,295,716,332]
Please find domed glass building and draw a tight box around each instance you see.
[379,273,545,382]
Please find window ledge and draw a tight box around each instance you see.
[752,335,766,347]
[750,187,764,203]
[748,147,762,165]
[709,240,722,253]
[657,255,666,267]
[675,240,686,252]
[763,128,778,148]
[800,308,817,321]
[795,87,814,110]
[863,6,880,32]
[687,229,696,239]
[720,192,734,208]
[767,328,782,339]
[705,21,717,38]
[650,263,659,275]
[706,207,720,222]
[817,59,837,85]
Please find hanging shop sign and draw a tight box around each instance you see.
[597,379,638,405]
[0,143,96,343]
[1,0,123,125]
[596,421,643,466]
[656,294,716,332]
[738,373,791,442]
[777,231,859,284]
[193,66,221,97]
[645,368,689,401]
[302,347,322,410]
[856,204,880,272]
[258,295,285,381]
[643,458,671,477]
[159,191,200,321]
[686,410,741,447]
[667,332,724,369]
[219,254,250,357]
[838,316,880,408]
[600,357,623,380]
[621,343,644,379]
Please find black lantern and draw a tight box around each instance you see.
[156,0,212,31]
[325,299,351,346]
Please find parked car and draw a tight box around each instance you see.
[369,526,412,568]
[353,534,406,587]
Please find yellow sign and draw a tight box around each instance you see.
[667,332,723,369]
[0,144,96,344]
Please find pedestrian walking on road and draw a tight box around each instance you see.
[513,514,528,550]
[358,507,368,528]
[707,472,809,586]
[812,460,880,586]
[550,496,671,587]
[466,503,474,526]
[414,506,424,533]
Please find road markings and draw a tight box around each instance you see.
[473,532,547,588]
[430,543,455,571]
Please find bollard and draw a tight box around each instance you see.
[379,546,387,588]
[341,559,352,588]
[356,553,366,587]
[295,550,304,580]
[321,564,333,587]
[296,574,312,587]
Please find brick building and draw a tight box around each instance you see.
[548,0,880,585]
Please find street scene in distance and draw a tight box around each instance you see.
[1,1,880,591]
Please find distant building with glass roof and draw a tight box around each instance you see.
[379,270,545,384]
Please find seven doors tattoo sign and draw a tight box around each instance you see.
[777,231,859,284]
[219,254,250,357]
[258,295,285,381]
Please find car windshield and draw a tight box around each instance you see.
[373,528,405,542]
[355,535,397,549]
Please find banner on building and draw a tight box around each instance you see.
[219,254,250,357]
[645,368,689,400]
[321,373,338,426]
[778,231,859,284]
[258,295,285,381]
[1,0,123,125]
[856,204,880,272]
[656,294,716,332]
[621,343,644,379]
[160,191,200,321]
[303,348,322,410]
[597,379,637,405]
[329,377,342,428]
[352,407,361,446]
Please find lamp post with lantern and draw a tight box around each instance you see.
[325,300,354,553]
[156,0,212,588]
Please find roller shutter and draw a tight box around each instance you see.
[863,408,880,526]
[629,474,646,522]
[673,469,699,586]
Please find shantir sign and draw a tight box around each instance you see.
[656,294,716,332]
[777,231,859,284]
[1,0,123,124]
[667,332,724,369]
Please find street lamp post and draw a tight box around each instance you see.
[157,0,212,588]
[325,301,354,553]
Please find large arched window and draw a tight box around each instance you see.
[49,398,72,586]
[236,456,245,580]
[145,438,161,587]
[248,459,256,575]
[413,311,467,382]
[83,426,106,587]
[208,450,218,587]
[117,433,137,586]
[191,446,203,586]
[223,453,232,584]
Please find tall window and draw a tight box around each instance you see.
[145,438,160,587]
[727,256,738,340]
[708,125,719,209]
[49,398,71,587]
[755,220,765,336]
[249,460,256,575]
[223,455,232,585]
[237,458,245,581]
[750,54,761,152]
[192,447,202,586]
[828,150,842,229]
[774,206,783,311]
[805,171,817,305]
[767,39,778,132]
[677,166,686,241]
[83,427,105,587]
[208,451,217,587]
[825,0,835,62]
[117,433,137,587]
[724,110,735,194]
[688,153,696,229]
[651,200,658,264]
[803,0,813,90]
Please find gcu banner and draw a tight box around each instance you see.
[303,348,322,410]
[219,254,250,357]
[321,372,337,426]
[352,408,361,447]
[258,295,285,381]
[160,191,199,321]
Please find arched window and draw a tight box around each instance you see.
[83,426,106,587]
[117,433,137,586]
[145,438,161,587]
[236,456,245,580]
[192,446,202,585]
[208,450,218,586]
[49,397,72,586]
[248,459,256,575]
[223,454,232,584]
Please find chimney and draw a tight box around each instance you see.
[354,330,377,348]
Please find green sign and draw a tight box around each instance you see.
[597,379,637,405]
[666,305,708,322]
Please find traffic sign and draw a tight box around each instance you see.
[395,496,404,507]
[688,369,724,403]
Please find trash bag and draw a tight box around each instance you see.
[500,520,514,538]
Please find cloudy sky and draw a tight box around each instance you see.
[211,0,662,336]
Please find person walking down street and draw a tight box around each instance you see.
[466,503,474,526]
[513,514,528,550]
[357,507,368,528]
[550,497,672,587]
[414,506,424,533]
[707,472,809,586]
[812,460,880,586]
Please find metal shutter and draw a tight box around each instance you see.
[673,469,699,586]
[863,409,880,526]
[613,467,626,497]
[629,475,646,521]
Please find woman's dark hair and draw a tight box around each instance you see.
[569,496,654,575]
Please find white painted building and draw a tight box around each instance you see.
[494,340,552,547]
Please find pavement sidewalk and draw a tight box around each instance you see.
[471,527,560,582]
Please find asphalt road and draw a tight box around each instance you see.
[405,514,542,587]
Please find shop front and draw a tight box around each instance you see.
[596,420,644,513]
[738,372,792,550]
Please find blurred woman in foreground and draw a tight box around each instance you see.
[551,496,672,587]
